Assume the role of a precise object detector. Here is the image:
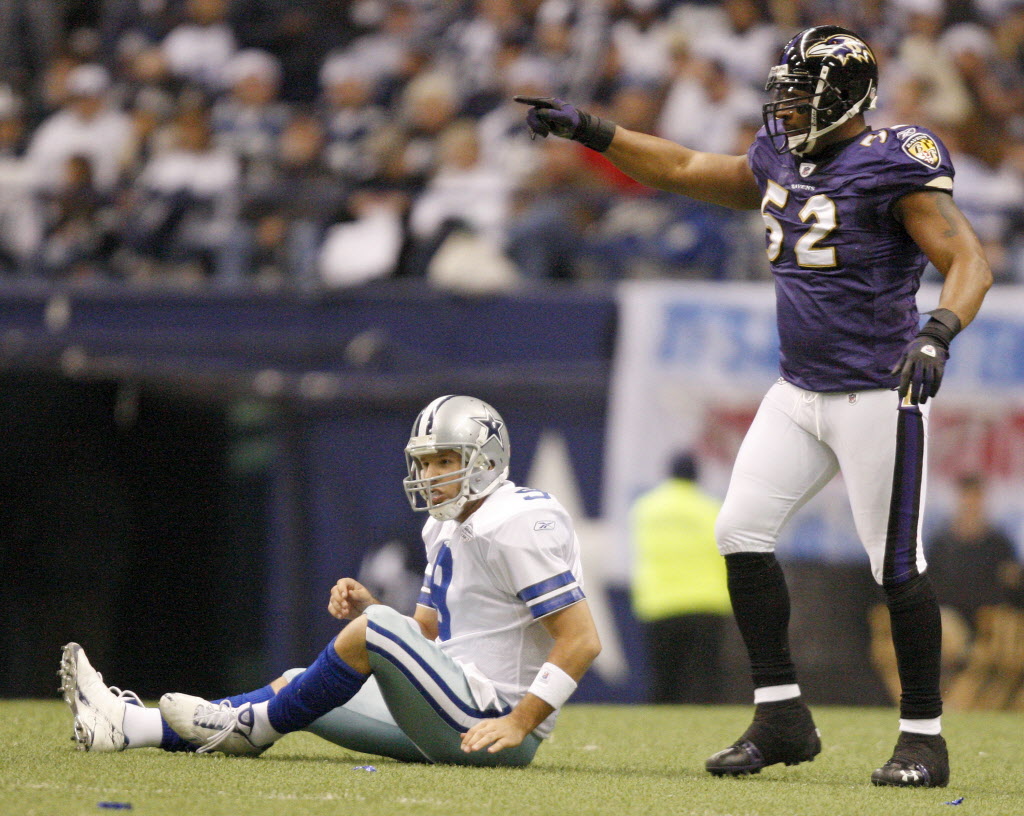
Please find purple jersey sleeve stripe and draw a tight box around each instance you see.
[529,587,586,619]
[517,571,576,602]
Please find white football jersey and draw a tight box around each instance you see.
[416,480,585,737]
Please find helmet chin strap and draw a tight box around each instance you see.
[789,132,817,156]
[788,70,875,156]
[787,100,862,155]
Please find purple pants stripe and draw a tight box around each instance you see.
[883,405,925,587]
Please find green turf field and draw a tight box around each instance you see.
[1,700,1021,816]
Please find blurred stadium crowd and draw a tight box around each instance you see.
[1,0,1023,287]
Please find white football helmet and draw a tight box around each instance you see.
[403,395,510,521]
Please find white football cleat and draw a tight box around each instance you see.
[158,694,269,756]
[59,642,141,752]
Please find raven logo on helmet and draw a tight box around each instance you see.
[805,35,875,67]
[763,25,878,156]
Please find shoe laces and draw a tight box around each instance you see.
[78,669,143,708]
[108,686,143,707]
[193,701,245,754]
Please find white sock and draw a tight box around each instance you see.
[122,703,165,749]
[899,717,941,736]
[753,684,801,704]
[248,700,285,746]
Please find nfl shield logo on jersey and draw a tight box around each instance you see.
[799,162,816,178]
[901,133,941,169]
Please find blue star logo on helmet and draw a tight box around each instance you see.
[806,35,875,66]
[472,412,506,448]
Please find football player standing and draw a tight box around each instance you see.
[60,395,601,766]
[518,26,991,788]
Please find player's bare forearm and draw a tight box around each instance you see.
[539,600,602,680]
[461,602,601,755]
[896,190,993,328]
[603,128,761,210]
[936,248,992,329]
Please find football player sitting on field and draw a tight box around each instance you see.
[61,394,601,766]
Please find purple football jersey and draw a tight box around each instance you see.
[748,124,955,392]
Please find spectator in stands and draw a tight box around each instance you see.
[227,0,356,104]
[97,0,179,64]
[0,0,62,105]
[211,49,290,183]
[607,0,675,85]
[318,187,408,289]
[228,113,346,287]
[161,0,236,95]
[124,104,239,281]
[688,0,782,92]
[3,0,1024,287]
[945,118,1024,282]
[394,69,460,183]
[37,154,120,280]
[317,54,389,185]
[342,0,423,89]
[25,64,133,194]
[0,87,42,274]
[891,0,976,128]
[443,0,530,109]
[531,0,608,102]
[926,474,1023,631]
[630,451,732,703]
[994,1,1024,81]
[657,44,761,154]
[477,56,552,182]
[406,118,512,277]
[505,137,605,280]
[945,21,1024,129]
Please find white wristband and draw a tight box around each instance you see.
[527,662,577,710]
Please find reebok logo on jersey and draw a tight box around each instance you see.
[902,133,941,169]
[534,521,555,531]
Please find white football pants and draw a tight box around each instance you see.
[716,379,931,586]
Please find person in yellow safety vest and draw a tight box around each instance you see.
[631,452,732,704]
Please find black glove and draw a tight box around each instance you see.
[891,308,962,405]
[513,96,617,152]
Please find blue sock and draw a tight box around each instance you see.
[159,684,277,752]
[266,641,368,734]
[160,718,194,752]
[214,684,277,709]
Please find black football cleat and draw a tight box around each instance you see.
[706,697,821,777]
[871,732,949,788]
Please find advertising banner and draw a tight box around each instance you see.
[604,281,1024,580]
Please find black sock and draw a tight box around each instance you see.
[885,573,942,720]
[725,553,798,689]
